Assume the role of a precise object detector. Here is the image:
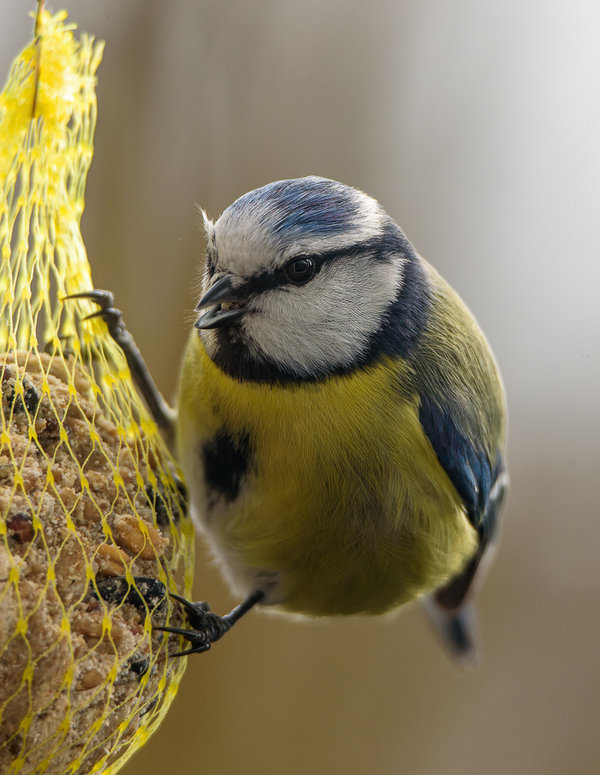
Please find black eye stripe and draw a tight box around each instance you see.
[237,254,324,296]
[229,222,407,298]
[235,244,364,296]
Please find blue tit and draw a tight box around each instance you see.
[170,176,508,661]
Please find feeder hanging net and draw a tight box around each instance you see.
[0,10,195,775]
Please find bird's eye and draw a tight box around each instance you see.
[285,257,315,284]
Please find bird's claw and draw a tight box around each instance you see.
[157,593,233,657]
[168,592,212,628]
[154,625,213,656]
[63,290,126,335]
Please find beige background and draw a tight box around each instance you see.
[2,2,599,774]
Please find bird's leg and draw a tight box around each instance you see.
[67,291,263,655]
[64,290,176,442]
[157,589,265,656]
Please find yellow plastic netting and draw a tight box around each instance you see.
[0,9,194,775]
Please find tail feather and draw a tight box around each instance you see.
[422,531,499,664]
[421,595,479,665]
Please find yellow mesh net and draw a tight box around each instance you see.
[0,10,194,775]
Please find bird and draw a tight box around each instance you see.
[77,176,507,663]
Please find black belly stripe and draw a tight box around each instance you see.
[202,429,251,501]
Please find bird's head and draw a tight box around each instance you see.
[196,176,428,382]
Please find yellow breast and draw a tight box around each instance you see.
[176,335,477,616]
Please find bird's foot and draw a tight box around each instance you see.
[158,589,265,657]
[156,593,234,656]
[64,289,126,338]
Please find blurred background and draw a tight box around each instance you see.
[2,1,599,773]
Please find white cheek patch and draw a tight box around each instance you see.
[242,256,405,377]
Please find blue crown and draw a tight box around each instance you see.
[223,176,362,242]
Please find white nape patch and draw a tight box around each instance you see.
[243,254,405,377]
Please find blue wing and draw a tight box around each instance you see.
[418,394,505,540]
[418,393,507,659]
